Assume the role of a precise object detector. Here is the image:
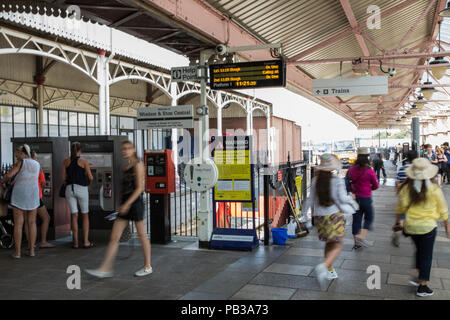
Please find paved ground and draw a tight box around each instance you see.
[0,161,449,300]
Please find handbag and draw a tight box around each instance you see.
[59,182,67,198]
[2,184,13,203]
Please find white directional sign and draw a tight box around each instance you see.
[137,105,194,129]
[171,66,201,82]
[313,76,388,96]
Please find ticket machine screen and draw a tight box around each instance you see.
[84,153,114,211]
[36,153,53,208]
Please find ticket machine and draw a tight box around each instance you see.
[68,136,128,230]
[144,150,175,244]
[11,137,70,240]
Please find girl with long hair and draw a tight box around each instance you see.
[302,154,358,289]
[396,158,449,297]
[85,141,152,278]
[346,147,379,249]
[0,144,40,258]
[62,142,93,249]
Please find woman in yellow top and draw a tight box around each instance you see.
[396,158,449,297]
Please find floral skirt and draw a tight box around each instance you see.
[314,212,346,243]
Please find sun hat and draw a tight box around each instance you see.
[357,147,370,155]
[405,158,438,180]
[317,154,341,171]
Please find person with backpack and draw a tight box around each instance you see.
[373,152,387,182]
[62,142,93,249]
[396,158,449,297]
[302,154,358,289]
[346,147,379,249]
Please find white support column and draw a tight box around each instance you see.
[246,100,252,136]
[217,93,223,136]
[266,110,271,164]
[37,83,45,137]
[170,82,178,172]
[97,49,108,135]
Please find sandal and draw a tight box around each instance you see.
[72,245,79,249]
[11,254,21,259]
[83,242,95,249]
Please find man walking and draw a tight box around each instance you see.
[443,142,450,185]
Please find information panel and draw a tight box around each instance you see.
[210,60,286,90]
[211,136,253,202]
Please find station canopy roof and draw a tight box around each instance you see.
[3,0,449,129]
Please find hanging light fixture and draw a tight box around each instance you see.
[420,69,436,99]
[416,95,426,109]
[401,114,406,119]
[406,110,412,116]
[439,1,450,17]
[430,21,449,79]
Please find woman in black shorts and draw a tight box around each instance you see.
[85,141,152,278]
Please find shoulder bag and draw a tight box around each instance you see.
[2,161,23,203]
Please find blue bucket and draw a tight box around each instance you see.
[271,228,288,245]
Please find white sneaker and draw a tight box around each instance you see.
[85,269,113,279]
[327,269,338,280]
[314,263,329,290]
[134,267,153,277]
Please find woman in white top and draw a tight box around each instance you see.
[0,144,40,258]
[301,154,358,290]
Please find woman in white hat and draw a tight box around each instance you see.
[396,158,449,297]
[302,154,359,290]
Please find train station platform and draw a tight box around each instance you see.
[0,164,449,300]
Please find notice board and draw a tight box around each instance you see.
[211,136,253,202]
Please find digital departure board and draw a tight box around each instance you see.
[209,59,286,90]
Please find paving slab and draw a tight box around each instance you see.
[230,284,296,300]
[387,273,443,289]
[249,272,329,291]
[263,263,314,276]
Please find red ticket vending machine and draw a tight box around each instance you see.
[144,150,174,244]
[144,150,175,194]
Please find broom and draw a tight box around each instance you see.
[281,181,308,237]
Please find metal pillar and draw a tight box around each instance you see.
[37,84,45,136]
[412,117,420,156]
[97,50,108,135]
[170,82,178,175]
[198,49,215,248]
[217,93,223,136]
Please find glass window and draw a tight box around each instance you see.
[60,126,68,137]
[26,108,36,124]
[78,113,86,127]
[13,107,25,123]
[42,125,48,137]
[111,116,117,129]
[43,109,48,125]
[69,126,78,136]
[78,126,86,136]
[87,127,95,135]
[69,112,77,126]
[119,117,134,130]
[60,111,68,126]
[1,123,13,165]
[14,124,25,137]
[49,125,58,137]
[87,114,95,127]
[0,106,12,122]
[49,110,58,125]
[27,124,37,137]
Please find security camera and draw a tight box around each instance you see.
[389,68,396,77]
[215,44,227,55]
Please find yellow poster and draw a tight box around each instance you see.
[213,136,252,202]
[295,175,302,215]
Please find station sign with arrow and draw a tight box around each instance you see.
[313,76,388,96]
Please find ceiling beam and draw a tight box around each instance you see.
[109,11,143,27]
[287,0,421,62]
